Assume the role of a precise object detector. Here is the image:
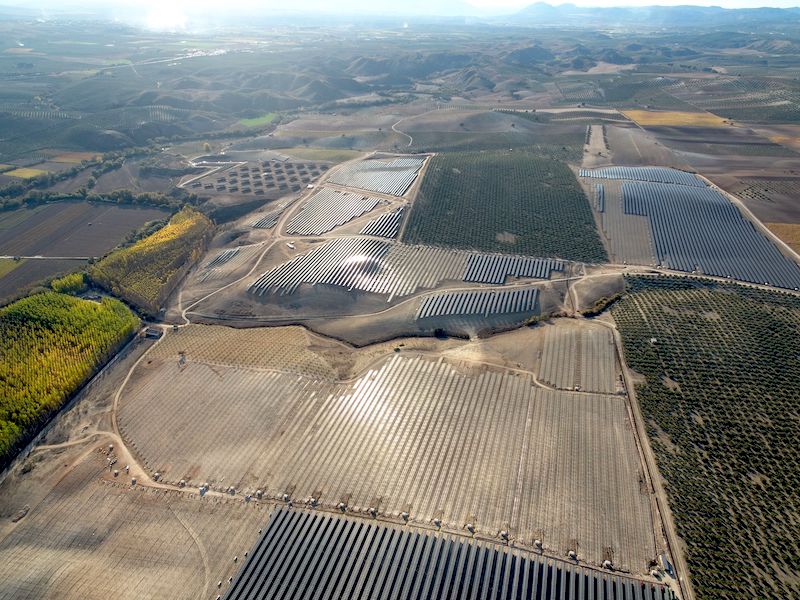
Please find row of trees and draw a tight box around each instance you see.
[403,149,608,263]
[88,207,213,316]
[0,291,139,466]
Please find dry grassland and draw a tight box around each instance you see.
[5,167,48,179]
[51,152,101,164]
[623,110,728,127]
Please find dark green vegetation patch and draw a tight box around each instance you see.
[613,276,800,600]
[0,292,139,465]
[403,150,607,262]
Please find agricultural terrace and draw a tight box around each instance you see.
[89,207,213,315]
[403,150,607,262]
[613,276,800,599]
[621,110,728,127]
[0,291,139,465]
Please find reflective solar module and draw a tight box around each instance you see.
[286,188,380,235]
[223,507,677,600]
[579,166,704,187]
[595,184,605,213]
[249,238,565,299]
[622,182,800,289]
[463,254,564,284]
[205,247,240,268]
[417,287,539,319]
[327,157,425,196]
[360,206,405,238]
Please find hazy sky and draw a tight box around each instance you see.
[9,0,799,31]
[13,0,800,11]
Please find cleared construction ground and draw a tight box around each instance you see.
[0,451,264,600]
[118,325,656,573]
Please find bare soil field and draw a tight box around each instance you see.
[0,202,169,257]
[705,173,800,225]
[0,451,265,600]
[537,319,620,394]
[0,258,86,304]
[604,125,690,170]
[116,324,658,573]
[622,110,728,128]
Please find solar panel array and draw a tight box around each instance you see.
[360,206,405,238]
[250,197,295,230]
[622,182,800,289]
[205,247,240,268]
[595,184,605,213]
[327,157,425,196]
[248,237,465,299]
[286,188,380,235]
[249,238,566,299]
[463,255,565,284]
[250,211,281,229]
[224,508,676,600]
[417,287,539,319]
[580,167,704,188]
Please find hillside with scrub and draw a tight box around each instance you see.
[0,292,139,465]
[89,207,213,315]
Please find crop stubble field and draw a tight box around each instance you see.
[118,325,656,572]
[613,276,800,599]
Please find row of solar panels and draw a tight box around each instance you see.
[417,287,539,319]
[595,184,605,213]
[622,182,800,290]
[464,255,565,284]
[327,158,425,197]
[248,238,566,298]
[205,247,240,268]
[360,206,405,239]
[580,166,704,188]
[224,508,676,600]
[286,188,380,235]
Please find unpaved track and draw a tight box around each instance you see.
[595,317,693,600]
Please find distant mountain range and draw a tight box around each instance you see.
[2,1,800,27]
[513,3,800,27]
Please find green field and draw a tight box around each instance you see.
[613,276,800,599]
[88,207,213,315]
[0,291,139,464]
[239,112,277,127]
[403,150,607,262]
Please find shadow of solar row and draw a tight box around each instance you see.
[417,287,539,319]
[286,189,380,235]
[223,508,676,600]
[360,206,405,238]
[622,182,800,289]
[463,255,565,284]
[579,167,704,188]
